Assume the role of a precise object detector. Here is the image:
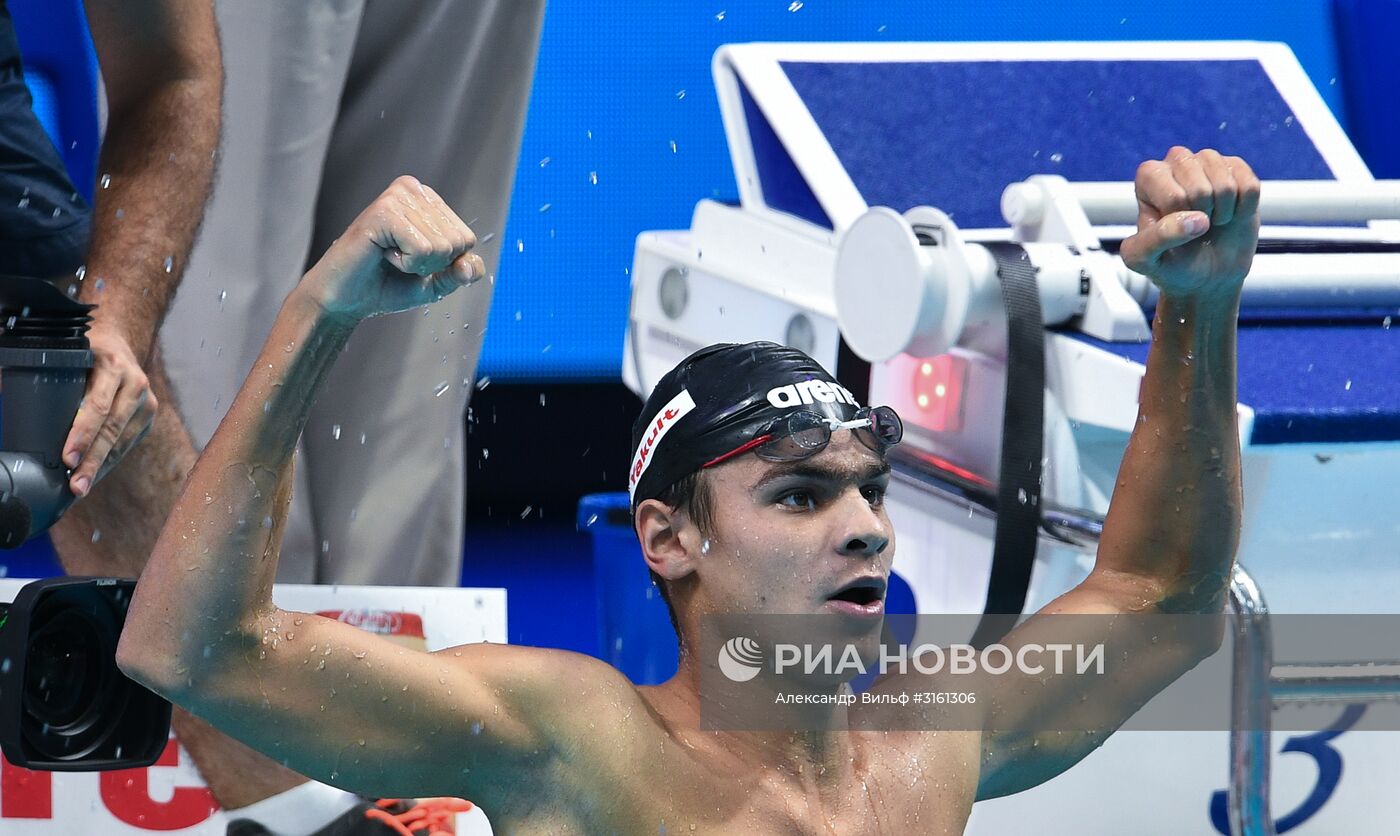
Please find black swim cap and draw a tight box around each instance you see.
[628,341,864,510]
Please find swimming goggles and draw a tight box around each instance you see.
[702,405,904,469]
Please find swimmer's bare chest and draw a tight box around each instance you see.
[484,728,981,835]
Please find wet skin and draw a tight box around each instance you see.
[120,149,1254,833]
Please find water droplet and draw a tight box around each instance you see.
[539,202,552,213]
[788,1,803,10]
[332,424,342,440]
[517,239,524,252]
[1017,488,1028,504]
[588,171,598,185]
[359,432,367,444]
[715,10,726,20]
[1049,152,1064,163]
[321,540,330,554]
[520,506,533,519]
[100,174,111,189]
[1344,379,1353,391]
[539,393,547,406]
[1218,121,1228,131]
[701,539,712,555]
[17,196,29,209]
[90,529,101,544]
[482,448,490,460]
[434,381,450,397]
[539,156,551,167]
[476,376,491,391]
[164,256,174,273]
[676,89,686,100]
[669,139,678,153]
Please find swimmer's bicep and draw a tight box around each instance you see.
[974,732,1101,800]
[973,591,1208,798]
[184,610,569,799]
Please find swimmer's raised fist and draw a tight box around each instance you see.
[1119,146,1261,303]
[299,175,484,323]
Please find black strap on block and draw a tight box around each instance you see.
[970,242,1045,649]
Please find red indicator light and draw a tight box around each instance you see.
[909,354,966,433]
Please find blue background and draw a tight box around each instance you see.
[485,0,1351,381]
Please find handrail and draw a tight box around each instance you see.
[1227,564,1400,836]
[1228,565,1275,836]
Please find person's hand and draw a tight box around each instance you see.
[63,319,157,497]
[1119,147,1261,304]
[299,175,484,323]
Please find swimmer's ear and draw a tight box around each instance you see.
[635,499,699,582]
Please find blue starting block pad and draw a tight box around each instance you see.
[713,42,1400,444]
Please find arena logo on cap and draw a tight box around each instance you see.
[629,388,697,499]
[765,379,861,410]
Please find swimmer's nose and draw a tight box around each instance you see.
[835,491,889,559]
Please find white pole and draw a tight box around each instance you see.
[1073,180,1400,224]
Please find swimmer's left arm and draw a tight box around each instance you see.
[973,148,1259,799]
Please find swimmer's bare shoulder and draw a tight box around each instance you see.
[419,643,722,831]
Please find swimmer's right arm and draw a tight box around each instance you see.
[117,178,634,807]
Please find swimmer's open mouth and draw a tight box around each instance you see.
[827,579,887,606]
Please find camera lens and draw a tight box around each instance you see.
[26,609,106,729]
[19,587,126,760]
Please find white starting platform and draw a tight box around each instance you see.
[624,42,1400,834]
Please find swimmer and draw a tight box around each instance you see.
[119,147,1259,833]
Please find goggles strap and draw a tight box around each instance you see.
[702,433,774,469]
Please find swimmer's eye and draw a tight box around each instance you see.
[776,490,818,511]
[862,485,886,507]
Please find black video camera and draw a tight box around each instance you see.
[0,577,170,769]
[0,275,171,770]
[0,274,93,545]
